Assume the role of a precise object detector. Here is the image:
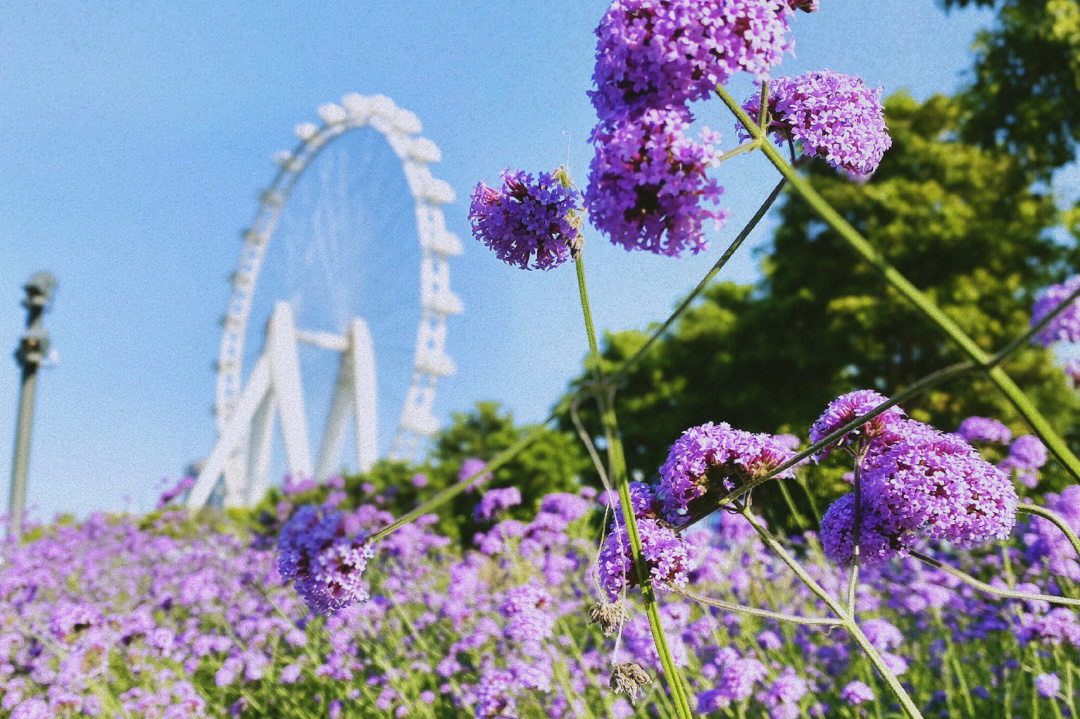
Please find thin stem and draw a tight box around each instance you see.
[577,255,695,719]
[367,422,551,543]
[990,282,1080,366]
[738,508,925,719]
[674,586,843,626]
[608,177,787,386]
[1017,504,1080,564]
[848,461,863,617]
[713,139,761,165]
[910,550,1080,607]
[758,80,770,132]
[716,83,1080,485]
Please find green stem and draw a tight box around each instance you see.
[674,586,843,626]
[739,508,925,719]
[576,255,695,719]
[910,550,1080,607]
[367,422,551,543]
[715,83,1080,485]
[1017,504,1080,564]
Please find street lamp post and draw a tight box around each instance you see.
[8,271,56,540]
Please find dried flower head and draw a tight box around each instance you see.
[588,600,631,636]
[610,662,651,702]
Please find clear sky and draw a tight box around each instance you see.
[1,1,994,518]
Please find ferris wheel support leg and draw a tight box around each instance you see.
[316,358,354,482]
[246,393,276,505]
[268,302,314,481]
[350,318,378,474]
[187,355,272,509]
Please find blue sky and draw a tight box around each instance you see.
[1,1,994,518]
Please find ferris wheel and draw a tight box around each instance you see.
[187,93,463,509]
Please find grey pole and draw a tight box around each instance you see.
[8,271,55,540]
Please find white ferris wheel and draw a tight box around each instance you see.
[187,94,463,509]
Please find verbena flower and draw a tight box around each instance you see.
[742,70,892,176]
[1035,673,1061,698]
[956,416,1012,446]
[658,422,799,521]
[808,390,906,460]
[475,668,518,719]
[469,169,583,270]
[1002,434,1048,488]
[597,518,689,600]
[501,583,555,643]
[1023,485,1080,580]
[1030,276,1080,346]
[276,505,376,615]
[475,487,523,521]
[840,680,875,705]
[590,0,793,123]
[587,106,727,258]
[823,424,1017,565]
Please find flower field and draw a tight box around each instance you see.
[2,473,1080,718]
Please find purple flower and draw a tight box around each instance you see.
[743,70,892,176]
[1031,276,1080,346]
[598,518,689,600]
[819,492,895,566]
[11,698,50,719]
[469,169,583,270]
[808,390,906,460]
[659,422,799,520]
[1035,673,1061,698]
[587,106,727,258]
[474,487,523,521]
[957,417,1012,446]
[475,668,517,719]
[1008,435,1048,470]
[590,0,793,122]
[501,583,555,643]
[276,505,376,615]
[459,458,493,492]
[840,680,875,705]
[718,657,768,702]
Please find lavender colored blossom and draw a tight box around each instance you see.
[820,492,895,566]
[956,416,1012,446]
[475,668,517,719]
[743,70,892,176]
[590,0,793,122]
[276,505,376,614]
[1008,435,1048,470]
[1031,276,1080,346]
[469,169,583,270]
[659,421,799,520]
[597,518,689,600]
[718,657,768,702]
[459,458,493,492]
[840,680,875,705]
[501,584,555,643]
[1024,486,1080,581]
[475,487,523,521]
[808,390,905,460]
[587,106,727,258]
[1035,673,1061,698]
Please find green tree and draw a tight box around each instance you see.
[941,0,1080,173]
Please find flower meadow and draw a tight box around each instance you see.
[8,0,1080,717]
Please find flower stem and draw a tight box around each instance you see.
[910,550,1080,607]
[1017,504,1080,564]
[674,586,843,626]
[715,83,1080,485]
[739,507,925,719]
[576,254,695,719]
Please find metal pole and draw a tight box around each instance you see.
[8,271,55,540]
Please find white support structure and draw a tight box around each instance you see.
[190,302,379,509]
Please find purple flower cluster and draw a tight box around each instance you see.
[1030,276,1080,346]
[598,518,690,601]
[1001,434,1049,488]
[817,393,1018,566]
[658,422,800,519]
[1024,486,1080,581]
[469,169,584,270]
[156,476,195,509]
[742,70,892,176]
[475,487,523,521]
[956,416,1012,446]
[276,505,376,614]
[808,389,906,459]
[589,0,794,123]
[587,107,727,257]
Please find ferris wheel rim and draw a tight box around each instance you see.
[214,93,464,464]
